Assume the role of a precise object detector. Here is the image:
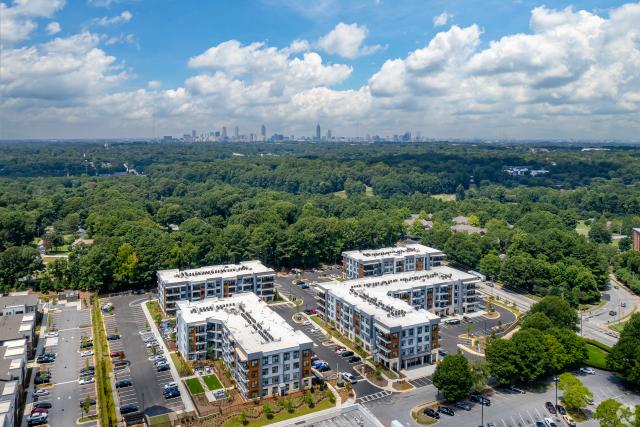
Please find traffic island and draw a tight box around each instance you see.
[411,402,439,425]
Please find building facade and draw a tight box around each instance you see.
[342,244,444,280]
[316,266,480,372]
[157,261,275,315]
[0,293,38,317]
[633,228,640,251]
[176,293,314,399]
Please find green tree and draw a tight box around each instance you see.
[469,361,489,393]
[444,232,482,268]
[239,410,247,425]
[344,178,366,197]
[432,354,473,401]
[479,253,502,280]
[594,399,631,427]
[113,243,139,285]
[589,217,612,244]
[521,312,554,331]
[485,338,519,386]
[455,184,465,201]
[529,296,579,331]
[558,373,593,412]
[511,329,547,384]
[608,313,640,386]
[262,403,272,419]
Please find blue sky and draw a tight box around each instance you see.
[1,0,639,139]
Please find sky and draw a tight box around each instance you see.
[1,0,639,140]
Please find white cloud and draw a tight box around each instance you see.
[433,11,453,27]
[317,22,383,59]
[46,21,61,34]
[0,0,65,45]
[2,3,640,140]
[91,10,132,26]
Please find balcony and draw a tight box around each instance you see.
[376,334,391,344]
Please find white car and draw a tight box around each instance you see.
[27,413,48,423]
[81,350,94,357]
[32,389,50,397]
[146,342,158,348]
[341,372,358,384]
[79,377,95,385]
[580,367,596,375]
[302,321,311,326]
[163,382,178,390]
[544,417,558,427]
[46,331,59,338]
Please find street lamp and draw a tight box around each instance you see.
[553,376,559,411]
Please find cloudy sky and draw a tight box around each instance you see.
[1,0,639,140]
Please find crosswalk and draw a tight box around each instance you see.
[356,390,391,404]
[409,376,432,388]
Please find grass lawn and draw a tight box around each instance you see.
[148,414,171,426]
[171,353,193,377]
[146,300,165,326]
[203,374,223,390]
[185,378,205,395]
[431,193,456,202]
[92,298,117,427]
[79,414,98,423]
[586,343,609,370]
[223,398,334,427]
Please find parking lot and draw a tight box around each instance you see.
[366,368,640,427]
[102,293,184,421]
[26,303,97,427]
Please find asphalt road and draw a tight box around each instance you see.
[365,368,640,427]
[25,304,97,427]
[102,294,184,420]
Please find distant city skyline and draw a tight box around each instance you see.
[1,1,640,140]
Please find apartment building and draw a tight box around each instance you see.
[0,314,35,357]
[342,244,444,280]
[316,266,480,372]
[157,261,276,315]
[176,293,314,399]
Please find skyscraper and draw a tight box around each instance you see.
[191,129,196,138]
[315,123,321,140]
[234,126,239,139]
[222,126,227,139]
[327,129,332,140]
[260,124,266,140]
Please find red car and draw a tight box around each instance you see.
[31,407,49,415]
[110,351,123,358]
[545,401,557,414]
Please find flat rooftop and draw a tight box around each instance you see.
[342,244,443,262]
[0,315,29,342]
[318,266,479,327]
[158,260,274,285]
[280,404,383,427]
[0,292,38,309]
[177,293,313,355]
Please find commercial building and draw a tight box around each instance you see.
[316,266,480,372]
[157,261,275,315]
[0,292,38,316]
[342,244,444,280]
[633,228,640,251]
[176,293,314,399]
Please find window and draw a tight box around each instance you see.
[293,351,299,358]
[250,359,258,367]
[303,360,309,367]
[272,366,278,374]
[262,357,268,365]
[261,369,268,376]
[283,352,290,361]
[272,355,279,363]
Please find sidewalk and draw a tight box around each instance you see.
[140,300,194,413]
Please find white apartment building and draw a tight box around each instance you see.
[342,244,444,280]
[316,266,480,372]
[157,261,275,315]
[176,293,314,400]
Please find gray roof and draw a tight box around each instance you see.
[0,293,38,309]
[0,316,28,343]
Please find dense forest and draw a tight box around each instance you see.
[1,140,640,303]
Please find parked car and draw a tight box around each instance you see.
[110,351,123,358]
[317,365,331,372]
[312,360,327,368]
[26,413,48,426]
[163,382,178,390]
[544,417,558,427]
[31,407,49,415]
[348,356,361,364]
[79,398,96,406]
[470,393,490,406]
[32,390,50,397]
[34,376,50,385]
[509,384,525,394]
[36,355,54,363]
[340,351,354,358]
[146,342,158,348]
[423,408,440,419]
[444,318,461,325]
[487,423,496,427]
[545,401,557,414]
[120,404,139,414]
[33,402,52,409]
[79,377,94,385]
[556,404,566,415]
[579,367,596,375]
[79,342,93,349]
[80,367,95,375]
[80,350,94,357]
[116,379,132,388]
[536,422,546,427]
[107,334,120,340]
[437,406,454,416]
[45,331,58,338]
[164,388,180,398]
[342,372,357,384]
[563,414,576,426]
[455,401,471,411]
[157,363,170,372]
